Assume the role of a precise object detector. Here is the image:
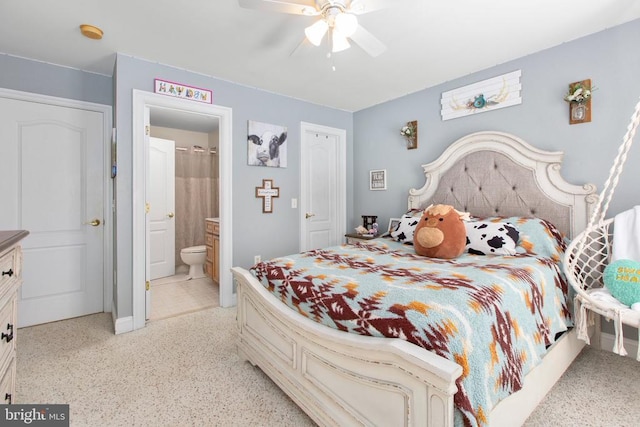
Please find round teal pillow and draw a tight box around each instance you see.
[603,259,640,306]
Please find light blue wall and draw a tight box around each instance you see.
[113,54,353,317]
[0,53,112,105]
[353,19,640,234]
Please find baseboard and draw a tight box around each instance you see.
[600,332,639,359]
[111,303,134,335]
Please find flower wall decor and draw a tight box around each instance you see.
[564,82,593,103]
[400,120,418,149]
[565,79,594,124]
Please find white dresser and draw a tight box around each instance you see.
[0,230,28,404]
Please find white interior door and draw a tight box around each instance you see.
[149,137,176,280]
[300,122,346,251]
[0,95,106,327]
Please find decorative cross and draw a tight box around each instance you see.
[255,179,279,213]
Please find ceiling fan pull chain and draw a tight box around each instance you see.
[326,32,336,71]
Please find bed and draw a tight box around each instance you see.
[231,131,597,427]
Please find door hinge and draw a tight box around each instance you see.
[145,202,150,214]
[145,125,150,136]
[145,281,150,291]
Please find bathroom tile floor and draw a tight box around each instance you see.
[149,273,219,321]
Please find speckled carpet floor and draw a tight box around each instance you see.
[16,308,640,426]
[16,308,314,427]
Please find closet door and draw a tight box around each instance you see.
[300,122,346,251]
[0,96,105,327]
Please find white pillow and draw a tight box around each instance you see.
[465,221,519,255]
[390,213,421,244]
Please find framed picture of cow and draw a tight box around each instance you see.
[247,120,288,167]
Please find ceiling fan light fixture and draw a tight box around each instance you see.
[305,19,329,46]
[334,12,358,37]
[331,29,351,53]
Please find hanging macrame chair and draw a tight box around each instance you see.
[564,97,640,360]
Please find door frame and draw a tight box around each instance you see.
[132,90,233,331]
[0,87,113,315]
[299,121,347,251]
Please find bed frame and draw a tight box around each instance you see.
[231,131,597,426]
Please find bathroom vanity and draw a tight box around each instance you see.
[0,229,28,404]
[205,219,219,284]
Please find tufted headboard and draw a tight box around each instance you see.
[408,131,598,239]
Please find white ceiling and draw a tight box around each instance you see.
[1,0,640,112]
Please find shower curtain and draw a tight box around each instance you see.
[174,149,219,266]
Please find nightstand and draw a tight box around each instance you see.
[344,233,377,245]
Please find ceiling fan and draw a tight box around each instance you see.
[238,0,398,57]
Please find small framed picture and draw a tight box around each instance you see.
[369,169,387,191]
[388,218,401,234]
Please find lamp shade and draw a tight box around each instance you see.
[331,29,351,52]
[305,19,329,46]
[334,12,358,37]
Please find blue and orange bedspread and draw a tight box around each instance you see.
[251,237,572,427]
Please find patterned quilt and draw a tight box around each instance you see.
[251,237,572,427]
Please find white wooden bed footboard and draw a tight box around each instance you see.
[233,266,585,426]
[233,266,463,427]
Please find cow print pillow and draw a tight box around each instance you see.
[390,213,421,244]
[465,221,520,255]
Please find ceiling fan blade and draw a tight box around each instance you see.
[348,0,399,15]
[289,37,312,56]
[238,0,319,16]
[349,25,386,57]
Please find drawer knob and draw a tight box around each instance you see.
[1,324,13,343]
[4,393,11,404]
[1,268,13,278]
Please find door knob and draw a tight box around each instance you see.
[85,219,101,227]
[167,212,175,218]
[305,213,315,219]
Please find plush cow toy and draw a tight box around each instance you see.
[413,204,467,259]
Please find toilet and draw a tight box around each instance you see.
[180,245,207,279]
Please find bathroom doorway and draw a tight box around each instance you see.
[131,90,233,332]
[148,121,219,320]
